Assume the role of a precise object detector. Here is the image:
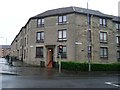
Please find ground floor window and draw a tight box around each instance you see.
[100,47,108,58]
[36,47,44,58]
[117,51,120,62]
[57,45,67,59]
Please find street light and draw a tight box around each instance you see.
[87,0,91,72]
[0,37,7,45]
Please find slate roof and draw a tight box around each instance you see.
[112,16,120,22]
[32,6,114,19]
[0,45,11,49]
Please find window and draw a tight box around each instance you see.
[117,51,120,61]
[27,35,28,45]
[58,15,67,24]
[36,47,43,58]
[116,36,120,46]
[24,37,26,46]
[100,47,108,58]
[24,49,26,59]
[99,18,107,27]
[36,32,44,43]
[37,18,44,27]
[116,23,120,31]
[58,29,67,41]
[100,32,107,42]
[58,45,67,58]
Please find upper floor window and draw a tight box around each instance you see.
[100,32,107,43]
[36,47,44,58]
[37,18,44,27]
[100,47,108,58]
[116,36,120,46]
[24,37,26,46]
[116,23,120,31]
[36,32,44,43]
[58,15,67,24]
[58,29,67,41]
[99,18,107,27]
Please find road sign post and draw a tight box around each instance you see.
[58,54,61,73]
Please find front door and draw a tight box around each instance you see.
[47,48,53,68]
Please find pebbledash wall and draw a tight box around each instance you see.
[10,6,120,67]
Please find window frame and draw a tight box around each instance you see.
[36,47,44,58]
[116,23,120,31]
[37,18,45,27]
[58,29,67,41]
[99,18,107,27]
[100,47,108,58]
[58,15,67,24]
[100,31,107,43]
[116,36,120,46]
[36,31,44,43]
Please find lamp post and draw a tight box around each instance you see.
[87,0,91,72]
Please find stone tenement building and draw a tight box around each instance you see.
[0,45,10,58]
[10,6,120,67]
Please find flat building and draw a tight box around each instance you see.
[10,6,120,67]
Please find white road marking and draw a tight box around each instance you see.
[105,82,120,87]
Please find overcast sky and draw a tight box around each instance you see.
[0,0,119,45]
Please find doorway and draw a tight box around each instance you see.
[47,48,54,68]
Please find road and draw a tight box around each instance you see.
[0,58,120,89]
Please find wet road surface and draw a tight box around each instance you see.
[0,58,119,88]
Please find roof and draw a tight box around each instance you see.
[32,6,113,19]
[0,45,11,49]
[112,16,120,22]
[11,6,120,45]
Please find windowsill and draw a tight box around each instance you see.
[37,25,45,28]
[35,56,44,58]
[100,57,108,59]
[57,57,67,59]
[100,41,108,44]
[116,44,120,47]
[100,25,107,28]
[57,40,67,42]
[116,30,120,32]
[36,41,44,43]
[58,22,67,25]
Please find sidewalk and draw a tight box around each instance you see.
[4,60,119,78]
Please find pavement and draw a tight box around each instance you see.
[1,59,120,78]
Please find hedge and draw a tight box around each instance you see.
[61,61,120,71]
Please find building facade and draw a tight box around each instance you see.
[0,45,10,58]
[10,7,120,67]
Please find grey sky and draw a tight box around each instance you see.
[0,0,119,45]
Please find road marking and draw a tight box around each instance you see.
[105,82,120,87]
